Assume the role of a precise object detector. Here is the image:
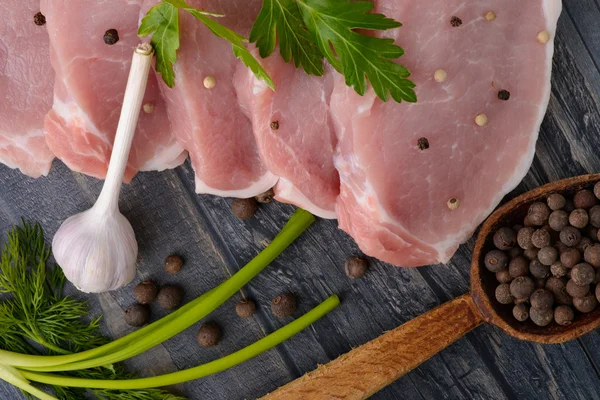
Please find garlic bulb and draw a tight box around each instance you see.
[52,44,153,293]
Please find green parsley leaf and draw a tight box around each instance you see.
[296,0,416,102]
[249,0,323,76]
[139,0,274,90]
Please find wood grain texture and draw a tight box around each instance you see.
[2,1,600,399]
[261,295,483,400]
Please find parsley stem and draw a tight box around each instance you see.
[19,295,339,390]
[4,209,315,370]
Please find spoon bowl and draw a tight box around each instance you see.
[471,173,600,343]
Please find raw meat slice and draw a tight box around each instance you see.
[143,0,277,197]
[0,1,55,177]
[331,0,562,266]
[41,0,186,182]
[235,57,339,218]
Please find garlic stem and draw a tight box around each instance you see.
[95,43,154,213]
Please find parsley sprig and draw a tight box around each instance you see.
[139,0,415,104]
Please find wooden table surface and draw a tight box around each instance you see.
[2,1,600,398]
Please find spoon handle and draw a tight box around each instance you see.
[96,43,154,212]
[262,294,483,400]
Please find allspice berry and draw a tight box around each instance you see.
[124,304,150,327]
[574,189,596,209]
[547,193,566,211]
[271,293,297,318]
[589,206,600,228]
[546,277,573,305]
[594,181,600,200]
[524,248,539,261]
[554,305,575,326]
[164,255,184,274]
[560,226,581,247]
[513,303,530,322]
[530,289,554,310]
[345,257,369,278]
[493,228,517,250]
[573,294,598,313]
[527,202,550,226]
[531,229,551,249]
[569,209,589,229]
[584,244,600,267]
[596,283,600,303]
[508,246,523,259]
[537,246,557,266]
[157,285,184,310]
[529,259,550,279]
[236,299,257,318]
[566,279,590,298]
[232,198,259,220]
[496,269,512,284]
[560,248,581,268]
[571,262,595,286]
[508,256,529,278]
[551,262,568,278]
[530,307,554,327]
[255,188,275,204]
[495,283,514,304]
[548,210,569,232]
[134,280,159,304]
[510,276,535,299]
[197,322,222,347]
[578,237,593,253]
[517,227,535,250]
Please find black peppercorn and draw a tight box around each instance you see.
[103,29,119,45]
[495,283,514,304]
[417,137,429,150]
[517,227,535,250]
[569,209,589,229]
[560,248,581,268]
[493,228,516,250]
[551,262,568,278]
[537,246,557,266]
[497,90,511,101]
[345,256,369,278]
[530,289,554,310]
[271,293,297,318]
[484,250,508,272]
[134,280,159,304]
[566,279,590,298]
[554,305,575,326]
[164,255,184,275]
[232,198,259,219]
[197,322,221,347]
[548,210,569,232]
[531,229,551,249]
[571,262,595,285]
[574,189,596,209]
[450,16,463,27]
[530,307,553,326]
[508,256,529,278]
[236,299,257,318]
[157,285,184,310]
[124,304,150,327]
[510,276,535,299]
[33,12,46,26]
[255,188,275,204]
[547,193,566,211]
[513,303,529,322]
[270,120,280,130]
[573,294,598,313]
[560,226,582,247]
[528,202,550,226]
[496,269,512,284]
[529,259,550,279]
[585,244,600,268]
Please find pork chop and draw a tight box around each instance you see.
[41,0,186,182]
[235,57,339,218]
[330,0,562,266]
[0,1,54,178]
[143,0,277,197]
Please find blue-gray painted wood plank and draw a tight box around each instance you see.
[2,0,600,398]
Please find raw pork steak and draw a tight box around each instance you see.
[145,0,277,197]
[235,57,339,218]
[331,0,562,266]
[0,1,54,177]
[41,0,186,182]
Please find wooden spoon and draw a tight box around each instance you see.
[262,174,600,400]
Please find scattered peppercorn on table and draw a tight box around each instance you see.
[2,1,600,399]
